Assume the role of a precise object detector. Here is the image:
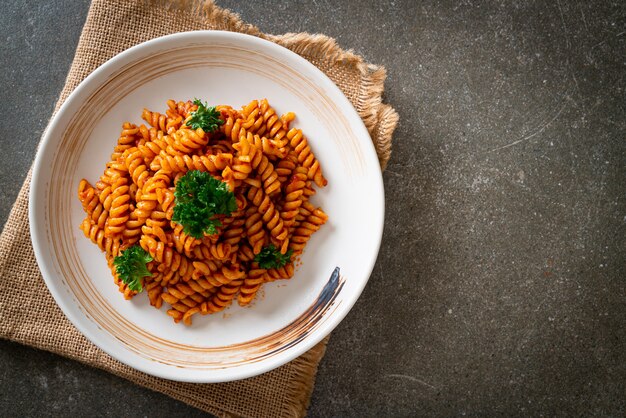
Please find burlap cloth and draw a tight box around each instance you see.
[0,0,398,416]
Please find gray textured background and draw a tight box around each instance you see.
[1,0,625,416]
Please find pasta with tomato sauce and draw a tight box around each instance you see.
[77,99,327,325]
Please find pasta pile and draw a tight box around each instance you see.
[77,99,328,325]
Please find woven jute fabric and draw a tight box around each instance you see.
[0,0,398,416]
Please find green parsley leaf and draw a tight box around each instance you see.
[172,170,237,238]
[254,245,293,269]
[113,245,153,292]
[188,99,224,132]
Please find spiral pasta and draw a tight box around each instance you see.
[77,99,328,325]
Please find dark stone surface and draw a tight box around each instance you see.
[1,0,624,416]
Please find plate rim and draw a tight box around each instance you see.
[29,30,385,382]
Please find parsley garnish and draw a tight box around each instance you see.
[254,245,293,269]
[172,170,237,238]
[113,246,153,292]
[188,99,224,132]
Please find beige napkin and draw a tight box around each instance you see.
[0,0,398,416]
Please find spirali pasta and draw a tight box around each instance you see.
[77,99,328,325]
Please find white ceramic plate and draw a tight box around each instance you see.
[30,31,384,382]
